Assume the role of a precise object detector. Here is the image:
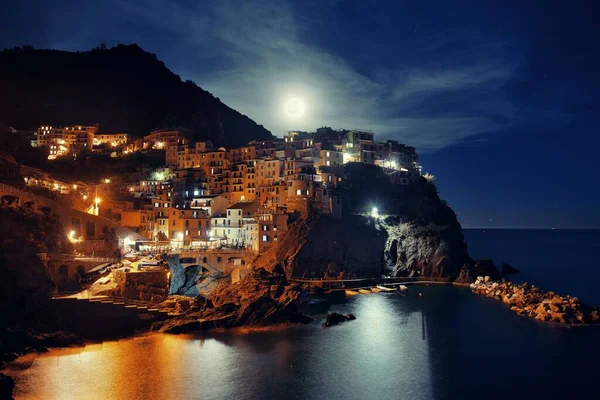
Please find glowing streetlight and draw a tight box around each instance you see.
[72,184,78,190]
[104,178,111,184]
[371,207,379,218]
[95,197,101,205]
[83,195,88,200]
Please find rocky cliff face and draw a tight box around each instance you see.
[255,164,496,282]
[289,215,387,278]
[380,216,469,278]
[153,268,311,333]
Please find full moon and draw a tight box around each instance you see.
[284,97,306,118]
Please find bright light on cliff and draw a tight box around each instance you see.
[371,207,379,218]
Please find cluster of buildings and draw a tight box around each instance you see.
[92,127,420,253]
[31,124,421,254]
[35,124,131,159]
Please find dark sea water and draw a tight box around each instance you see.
[5,229,600,400]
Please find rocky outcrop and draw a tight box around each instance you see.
[322,312,356,327]
[254,165,477,281]
[285,215,387,278]
[470,276,600,324]
[454,259,502,284]
[152,268,312,333]
[381,217,469,278]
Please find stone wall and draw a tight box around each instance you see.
[114,270,169,303]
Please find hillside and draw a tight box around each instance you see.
[0,44,273,147]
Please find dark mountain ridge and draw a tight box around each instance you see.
[0,44,273,147]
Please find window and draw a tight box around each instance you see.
[164,203,168,207]
[296,189,302,195]
[327,151,330,157]
[185,230,189,236]
[194,190,199,196]
[326,161,331,166]
[274,235,278,241]
[228,210,231,216]
[238,210,241,216]
[154,202,159,207]
[262,235,268,242]
[217,257,222,263]
[262,225,268,231]
[273,225,278,231]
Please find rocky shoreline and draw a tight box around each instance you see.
[470,276,600,324]
[151,268,312,334]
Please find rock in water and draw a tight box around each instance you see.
[501,263,520,274]
[322,312,357,327]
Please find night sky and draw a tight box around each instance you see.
[2,0,599,228]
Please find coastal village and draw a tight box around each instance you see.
[24,125,421,256]
[0,123,423,306]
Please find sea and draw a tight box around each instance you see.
[4,229,600,400]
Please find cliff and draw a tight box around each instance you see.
[0,44,273,148]
[255,163,497,281]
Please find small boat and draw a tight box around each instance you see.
[358,289,371,295]
[398,285,408,292]
[376,285,395,292]
[345,289,359,296]
[370,287,381,293]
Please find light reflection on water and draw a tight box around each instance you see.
[6,292,434,400]
[6,285,600,399]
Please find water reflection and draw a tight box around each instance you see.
[5,286,600,399]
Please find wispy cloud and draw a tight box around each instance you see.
[43,0,524,152]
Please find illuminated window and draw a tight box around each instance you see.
[296,189,302,195]
[262,235,268,242]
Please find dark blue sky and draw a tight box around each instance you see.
[2,0,599,228]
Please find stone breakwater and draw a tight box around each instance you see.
[470,276,600,324]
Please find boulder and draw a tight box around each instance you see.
[322,312,357,327]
